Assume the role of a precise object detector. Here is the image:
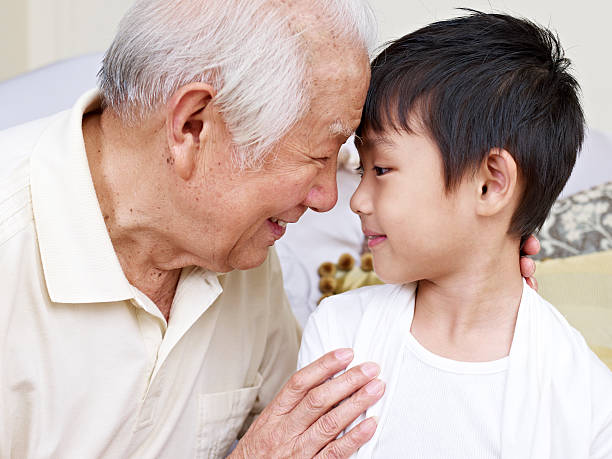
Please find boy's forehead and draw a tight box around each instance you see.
[356,131,396,153]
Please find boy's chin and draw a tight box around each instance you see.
[374,266,418,285]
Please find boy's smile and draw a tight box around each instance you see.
[363,228,387,248]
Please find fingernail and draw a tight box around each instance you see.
[334,348,353,362]
[361,362,380,378]
[364,379,385,395]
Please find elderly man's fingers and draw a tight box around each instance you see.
[305,379,384,455]
[271,349,355,416]
[520,235,539,290]
[291,375,384,457]
[521,234,541,256]
[288,362,382,434]
[520,255,536,279]
[235,357,381,458]
[526,276,539,292]
[313,417,378,459]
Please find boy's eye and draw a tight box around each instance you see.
[374,166,391,176]
[355,164,364,177]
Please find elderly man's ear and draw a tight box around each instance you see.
[166,82,216,181]
[474,148,520,218]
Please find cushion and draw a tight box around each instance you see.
[559,129,612,199]
[535,181,612,260]
[0,53,103,131]
[536,250,612,370]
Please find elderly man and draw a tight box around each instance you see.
[0,0,538,457]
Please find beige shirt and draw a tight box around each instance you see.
[0,91,301,459]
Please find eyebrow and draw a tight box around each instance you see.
[356,134,395,151]
[329,120,355,137]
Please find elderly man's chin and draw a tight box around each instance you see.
[193,217,287,273]
[225,245,274,272]
[215,233,280,272]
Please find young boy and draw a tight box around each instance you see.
[298,11,612,458]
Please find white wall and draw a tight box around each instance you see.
[25,0,134,72]
[0,0,133,81]
[0,0,610,131]
[371,0,612,132]
[0,2,28,81]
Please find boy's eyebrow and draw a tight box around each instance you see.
[358,134,395,150]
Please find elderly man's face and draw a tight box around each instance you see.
[179,49,370,272]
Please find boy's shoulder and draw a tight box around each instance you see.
[316,282,415,321]
[523,284,588,347]
[307,283,416,347]
[299,283,417,368]
[521,284,612,381]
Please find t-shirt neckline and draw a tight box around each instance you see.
[404,331,509,375]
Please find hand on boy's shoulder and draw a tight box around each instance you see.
[521,235,541,290]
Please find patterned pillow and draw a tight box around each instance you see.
[535,181,612,260]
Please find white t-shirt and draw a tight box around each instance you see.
[298,282,612,458]
[374,333,507,458]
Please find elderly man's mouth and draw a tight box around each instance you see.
[267,217,288,238]
[269,217,288,228]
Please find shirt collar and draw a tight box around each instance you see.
[30,89,134,303]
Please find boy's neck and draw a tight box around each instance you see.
[410,238,524,362]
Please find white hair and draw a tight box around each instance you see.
[98,0,377,168]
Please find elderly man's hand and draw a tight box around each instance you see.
[520,235,540,291]
[230,349,384,459]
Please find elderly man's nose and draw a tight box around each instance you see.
[305,169,338,213]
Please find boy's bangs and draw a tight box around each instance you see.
[357,65,434,140]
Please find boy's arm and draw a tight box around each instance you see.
[298,301,335,370]
[298,294,366,370]
[589,354,612,458]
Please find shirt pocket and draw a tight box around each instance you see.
[196,372,263,459]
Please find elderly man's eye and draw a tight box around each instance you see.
[374,166,390,176]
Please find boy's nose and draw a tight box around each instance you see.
[350,180,372,215]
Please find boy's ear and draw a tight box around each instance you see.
[475,149,519,217]
[166,82,215,181]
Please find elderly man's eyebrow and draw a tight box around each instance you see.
[329,120,355,137]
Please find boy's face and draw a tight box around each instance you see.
[351,127,478,284]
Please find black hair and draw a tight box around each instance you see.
[356,10,584,240]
